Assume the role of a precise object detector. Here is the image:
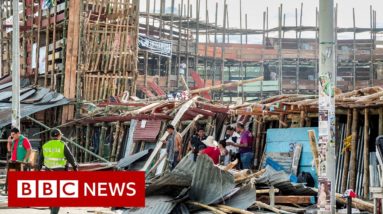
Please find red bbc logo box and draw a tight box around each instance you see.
[8,171,145,207]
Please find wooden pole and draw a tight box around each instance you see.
[341,109,352,192]
[185,0,190,84]
[352,8,356,90]
[190,76,263,95]
[144,0,150,91]
[239,0,244,103]
[349,108,358,190]
[187,201,226,214]
[278,4,283,94]
[168,0,175,92]
[204,0,208,85]
[308,130,319,173]
[194,0,200,71]
[212,2,218,87]
[255,120,263,168]
[176,0,184,88]
[379,107,383,135]
[363,108,369,198]
[220,1,227,101]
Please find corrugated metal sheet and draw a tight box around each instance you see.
[171,203,190,214]
[0,80,69,128]
[116,149,150,169]
[147,153,196,196]
[0,98,69,128]
[124,196,176,214]
[189,154,235,205]
[256,166,316,196]
[225,184,257,209]
[133,120,162,142]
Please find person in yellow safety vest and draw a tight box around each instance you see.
[38,128,78,214]
[38,128,78,171]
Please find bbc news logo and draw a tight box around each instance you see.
[8,171,145,207]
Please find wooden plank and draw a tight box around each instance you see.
[308,130,319,173]
[141,97,199,172]
[259,195,315,205]
[349,108,359,190]
[363,108,369,198]
[62,0,80,123]
[291,144,302,176]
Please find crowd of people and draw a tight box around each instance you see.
[164,122,254,170]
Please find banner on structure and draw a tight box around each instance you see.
[138,35,172,58]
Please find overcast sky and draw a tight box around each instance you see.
[140,0,383,42]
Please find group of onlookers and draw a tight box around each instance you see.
[164,122,254,170]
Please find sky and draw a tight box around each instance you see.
[139,0,383,43]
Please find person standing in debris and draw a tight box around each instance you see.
[164,124,183,170]
[7,127,32,171]
[224,126,241,166]
[199,138,228,165]
[227,123,254,169]
[38,128,78,214]
[188,127,207,161]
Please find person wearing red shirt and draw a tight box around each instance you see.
[200,137,228,165]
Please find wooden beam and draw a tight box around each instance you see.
[363,108,369,198]
[62,0,80,123]
[349,108,359,190]
[341,108,352,192]
[259,196,315,205]
[308,130,319,173]
[141,97,198,172]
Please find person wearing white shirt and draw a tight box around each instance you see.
[224,126,241,167]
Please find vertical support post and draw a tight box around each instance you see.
[176,1,183,88]
[278,4,282,95]
[144,0,150,91]
[297,3,303,93]
[221,2,227,101]
[341,109,352,192]
[363,108,370,198]
[0,0,3,78]
[194,0,200,72]
[369,5,374,86]
[318,0,336,212]
[239,0,244,103]
[157,0,164,84]
[261,10,266,99]
[11,0,20,129]
[379,107,383,135]
[168,0,175,91]
[203,0,208,84]
[185,0,190,84]
[315,7,319,92]
[352,8,356,90]
[212,2,218,88]
[350,109,358,191]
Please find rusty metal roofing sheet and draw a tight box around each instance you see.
[133,120,162,142]
[189,154,235,205]
[124,195,176,214]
